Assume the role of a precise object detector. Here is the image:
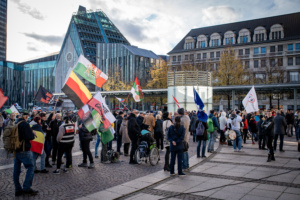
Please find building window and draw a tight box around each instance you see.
[211,39,219,47]
[210,52,214,58]
[198,41,206,48]
[296,57,300,65]
[185,55,188,60]
[261,47,266,54]
[288,57,293,66]
[296,43,300,51]
[289,72,299,82]
[238,49,243,56]
[261,60,266,67]
[278,58,283,66]
[197,54,201,60]
[255,73,266,83]
[178,55,181,61]
[216,51,220,58]
[270,46,275,52]
[190,54,194,60]
[270,59,275,67]
[254,48,259,55]
[203,53,207,59]
[245,61,249,68]
[225,37,233,45]
[245,49,250,55]
[278,45,283,52]
[254,60,259,68]
[172,56,176,62]
[215,63,219,70]
[255,33,264,42]
[186,42,193,49]
[240,35,248,43]
[288,44,293,51]
[272,31,281,40]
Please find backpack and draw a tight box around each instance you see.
[3,121,24,158]
[196,121,205,136]
[207,118,214,132]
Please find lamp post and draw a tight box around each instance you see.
[172,65,176,112]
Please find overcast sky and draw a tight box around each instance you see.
[7,0,300,62]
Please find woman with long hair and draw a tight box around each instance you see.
[162,112,173,171]
[167,116,185,176]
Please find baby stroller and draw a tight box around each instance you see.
[135,130,160,166]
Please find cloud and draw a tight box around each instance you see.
[11,0,45,20]
[27,46,39,52]
[201,6,239,26]
[146,14,157,21]
[23,33,64,46]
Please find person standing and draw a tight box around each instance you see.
[168,116,185,176]
[13,111,38,196]
[120,115,130,156]
[41,112,53,168]
[143,111,156,134]
[274,111,287,152]
[242,114,249,144]
[0,112,3,139]
[219,111,227,145]
[78,124,94,168]
[257,115,266,150]
[178,108,190,171]
[128,110,140,164]
[229,111,242,152]
[116,111,124,155]
[249,115,258,144]
[136,112,145,130]
[154,114,164,150]
[163,112,172,171]
[286,110,294,137]
[262,111,275,162]
[195,119,208,158]
[207,110,219,153]
[190,111,198,142]
[53,117,75,174]
[49,113,63,165]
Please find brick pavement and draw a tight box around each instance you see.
[0,134,199,199]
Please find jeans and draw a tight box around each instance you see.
[13,151,35,192]
[197,140,207,157]
[57,142,73,169]
[287,124,293,136]
[44,138,52,165]
[192,131,196,142]
[95,134,101,157]
[207,131,216,151]
[32,151,45,171]
[164,146,170,168]
[233,130,242,150]
[117,133,122,153]
[274,134,284,151]
[81,140,94,163]
[170,149,183,174]
[182,151,189,169]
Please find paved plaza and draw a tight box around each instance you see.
[0,135,299,200]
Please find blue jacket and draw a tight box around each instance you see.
[209,113,219,129]
[167,125,185,152]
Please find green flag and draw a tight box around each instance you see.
[97,123,114,145]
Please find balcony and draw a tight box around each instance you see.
[239,54,250,59]
[253,53,266,58]
[268,52,284,57]
[286,50,300,55]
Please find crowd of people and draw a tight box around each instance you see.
[0,107,300,197]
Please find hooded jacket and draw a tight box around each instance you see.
[219,112,227,130]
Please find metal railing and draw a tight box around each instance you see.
[168,71,212,87]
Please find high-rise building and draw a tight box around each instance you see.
[168,12,300,110]
[54,6,130,92]
[0,0,7,60]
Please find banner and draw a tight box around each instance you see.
[242,86,259,113]
[5,105,20,115]
[30,125,45,155]
[172,95,180,108]
[0,88,8,109]
[34,86,53,104]
[193,87,208,122]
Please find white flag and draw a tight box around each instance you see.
[94,92,116,125]
[242,86,259,113]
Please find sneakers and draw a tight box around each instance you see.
[15,191,23,197]
[78,163,88,167]
[202,156,207,158]
[45,163,52,168]
[170,173,176,176]
[63,169,69,173]
[34,170,40,173]
[23,189,38,196]
[53,169,60,174]
[178,173,186,176]
[40,169,49,173]
[88,163,95,169]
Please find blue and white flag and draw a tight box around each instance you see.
[193,87,208,122]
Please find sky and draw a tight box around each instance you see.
[7,0,300,62]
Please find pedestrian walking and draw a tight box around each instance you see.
[13,111,38,196]
[273,110,287,152]
[168,116,185,176]
[78,123,94,168]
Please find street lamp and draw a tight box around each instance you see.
[172,65,176,112]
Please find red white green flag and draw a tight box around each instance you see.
[131,77,143,102]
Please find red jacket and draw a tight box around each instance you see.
[243,118,248,129]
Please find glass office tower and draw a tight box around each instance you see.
[0,0,7,60]
[54,6,130,92]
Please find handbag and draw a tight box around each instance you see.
[183,140,189,152]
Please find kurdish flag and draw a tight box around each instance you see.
[131,77,143,102]
[73,55,108,88]
[62,71,92,109]
[30,125,45,155]
[5,105,20,115]
[77,105,102,132]
[97,123,114,145]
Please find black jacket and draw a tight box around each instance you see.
[50,119,63,138]
[136,116,144,129]
[257,119,264,136]
[154,119,163,139]
[116,115,123,135]
[128,113,140,141]
[79,125,93,141]
[195,120,208,141]
[17,118,35,152]
[262,117,274,137]
[168,125,185,152]
[274,114,287,135]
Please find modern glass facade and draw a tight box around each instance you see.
[54,6,130,92]
[0,53,57,108]
[96,43,159,86]
[0,0,7,60]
